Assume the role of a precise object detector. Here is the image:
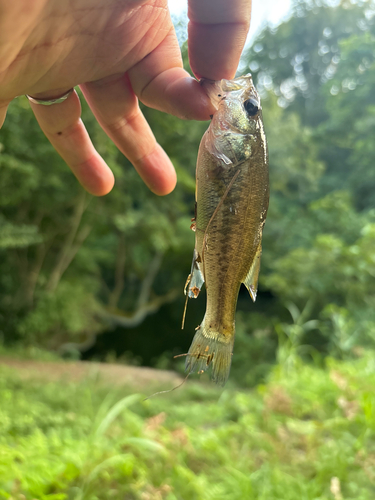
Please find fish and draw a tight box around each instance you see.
[183,74,269,386]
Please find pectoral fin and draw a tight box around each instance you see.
[243,244,262,302]
[186,249,205,299]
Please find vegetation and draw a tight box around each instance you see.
[1,351,375,499]
[1,0,375,374]
[1,0,375,497]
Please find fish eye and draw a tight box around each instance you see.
[244,98,259,117]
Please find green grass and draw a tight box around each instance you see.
[1,355,375,500]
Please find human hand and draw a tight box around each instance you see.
[0,0,251,196]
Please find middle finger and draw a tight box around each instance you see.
[81,74,177,196]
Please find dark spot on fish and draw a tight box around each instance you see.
[57,131,62,135]
[218,94,221,97]
[244,98,259,117]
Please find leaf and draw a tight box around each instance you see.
[122,437,165,453]
[94,394,141,437]
[0,216,42,248]
[286,303,300,324]
[86,454,132,483]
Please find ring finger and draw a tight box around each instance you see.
[28,88,115,196]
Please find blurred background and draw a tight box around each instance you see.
[1,1,375,498]
[2,0,375,385]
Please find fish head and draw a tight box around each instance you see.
[201,74,266,166]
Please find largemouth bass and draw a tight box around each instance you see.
[184,74,269,386]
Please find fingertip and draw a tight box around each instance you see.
[130,66,216,121]
[135,144,177,196]
[169,76,216,120]
[75,154,115,196]
[188,22,248,81]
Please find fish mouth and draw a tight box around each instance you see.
[199,79,225,110]
[200,74,259,111]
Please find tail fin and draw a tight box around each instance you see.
[185,319,234,386]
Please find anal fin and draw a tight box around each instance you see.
[182,249,205,330]
[243,243,262,302]
[186,249,205,299]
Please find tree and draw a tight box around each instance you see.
[0,88,206,350]
[244,0,375,355]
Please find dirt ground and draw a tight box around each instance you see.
[0,357,183,389]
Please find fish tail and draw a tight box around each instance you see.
[185,319,234,386]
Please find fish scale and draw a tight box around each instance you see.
[183,74,269,385]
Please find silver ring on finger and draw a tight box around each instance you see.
[26,88,75,106]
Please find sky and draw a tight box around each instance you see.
[168,0,293,44]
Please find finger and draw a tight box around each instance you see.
[0,101,9,128]
[128,29,215,121]
[28,89,114,196]
[81,74,176,196]
[188,0,252,80]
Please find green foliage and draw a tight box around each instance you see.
[2,2,375,496]
[0,87,202,348]
[0,215,42,249]
[244,0,375,362]
[17,281,103,345]
[275,301,320,370]
[229,311,277,387]
[2,0,375,372]
[245,0,375,119]
[1,352,375,499]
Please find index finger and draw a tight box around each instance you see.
[188,0,252,81]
